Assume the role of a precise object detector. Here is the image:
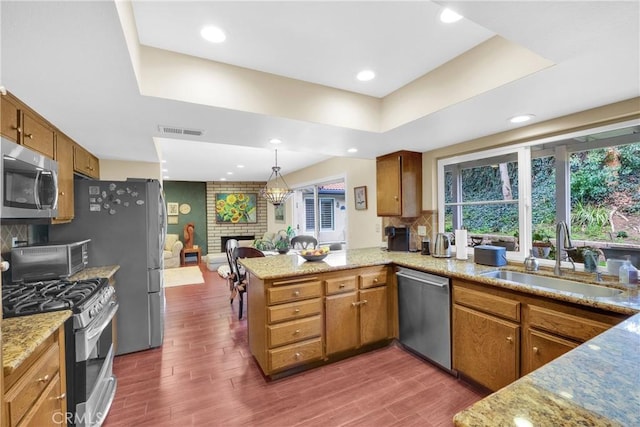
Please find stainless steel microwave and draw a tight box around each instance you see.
[1,137,58,219]
[10,239,90,283]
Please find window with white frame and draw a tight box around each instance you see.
[437,120,640,264]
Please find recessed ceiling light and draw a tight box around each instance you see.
[440,8,463,23]
[200,25,226,43]
[509,114,535,124]
[162,168,168,172]
[163,176,169,179]
[161,160,167,164]
[356,70,375,82]
[269,138,282,144]
[227,171,233,175]
[237,164,245,168]
[220,178,227,181]
[347,148,358,153]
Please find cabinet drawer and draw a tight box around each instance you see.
[453,286,520,321]
[267,315,322,348]
[5,343,60,427]
[359,267,387,289]
[267,298,322,324]
[22,111,55,159]
[528,305,610,342]
[325,276,357,295]
[267,281,322,305]
[268,338,323,372]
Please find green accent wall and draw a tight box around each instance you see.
[163,181,208,255]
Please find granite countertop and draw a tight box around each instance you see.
[70,265,120,281]
[240,247,640,315]
[2,310,71,376]
[453,312,640,426]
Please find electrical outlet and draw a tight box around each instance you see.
[417,226,427,236]
[11,237,18,247]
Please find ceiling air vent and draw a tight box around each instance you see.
[158,125,204,137]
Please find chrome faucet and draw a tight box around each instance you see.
[554,221,576,276]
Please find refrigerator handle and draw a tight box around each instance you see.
[159,190,168,246]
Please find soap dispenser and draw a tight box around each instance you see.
[524,249,539,272]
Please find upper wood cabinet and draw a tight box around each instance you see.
[22,110,55,159]
[1,93,55,158]
[1,95,21,142]
[376,150,422,217]
[53,133,75,223]
[73,143,100,179]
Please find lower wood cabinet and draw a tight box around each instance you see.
[248,265,392,376]
[3,325,67,427]
[453,278,627,391]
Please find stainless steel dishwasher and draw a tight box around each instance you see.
[396,267,452,371]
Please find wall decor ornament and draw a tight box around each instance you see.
[274,204,285,223]
[354,186,368,210]
[215,193,257,223]
[167,202,179,216]
[179,203,191,214]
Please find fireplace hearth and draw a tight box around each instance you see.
[221,235,255,252]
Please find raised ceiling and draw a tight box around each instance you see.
[1,1,638,182]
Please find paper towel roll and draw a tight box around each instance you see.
[455,229,468,260]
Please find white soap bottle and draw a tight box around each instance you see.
[619,256,638,302]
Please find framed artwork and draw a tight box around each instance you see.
[215,193,257,223]
[354,186,367,210]
[167,202,179,216]
[274,204,285,223]
[167,216,179,225]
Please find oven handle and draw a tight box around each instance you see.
[87,301,119,342]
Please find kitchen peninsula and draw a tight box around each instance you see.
[240,248,640,425]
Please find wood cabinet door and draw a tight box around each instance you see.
[376,154,402,216]
[54,134,74,221]
[523,329,578,375]
[20,374,65,427]
[1,95,21,142]
[453,305,520,391]
[359,286,388,346]
[325,292,358,355]
[22,111,55,159]
[73,144,99,178]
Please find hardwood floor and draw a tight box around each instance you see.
[103,265,488,427]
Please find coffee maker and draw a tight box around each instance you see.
[385,226,410,252]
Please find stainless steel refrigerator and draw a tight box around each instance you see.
[50,178,167,355]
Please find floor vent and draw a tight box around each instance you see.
[158,125,204,137]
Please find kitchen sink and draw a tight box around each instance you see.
[479,270,624,298]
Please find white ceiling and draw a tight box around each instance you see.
[1,1,638,182]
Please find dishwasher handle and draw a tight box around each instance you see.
[396,271,449,288]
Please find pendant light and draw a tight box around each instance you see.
[260,149,293,206]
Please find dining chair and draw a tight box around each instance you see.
[290,235,318,250]
[231,246,265,320]
[225,238,240,305]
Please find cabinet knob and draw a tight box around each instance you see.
[351,302,358,307]
[373,278,378,283]
[506,336,513,343]
[25,133,33,139]
[293,308,300,313]
[293,290,300,296]
[339,284,345,288]
[37,374,50,383]
[394,196,399,200]
[533,347,539,354]
[10,125,21,132]
[294,352,302,359]
[59,191,65,196]
[56,393,66,400]
[294,329,300,335]
[361,299,368,305]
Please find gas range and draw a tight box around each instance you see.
[2,277,113,328]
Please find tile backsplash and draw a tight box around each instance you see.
[382,212,437,251]
[1,224,28,254]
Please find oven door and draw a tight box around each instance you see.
[73,300,118,427]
